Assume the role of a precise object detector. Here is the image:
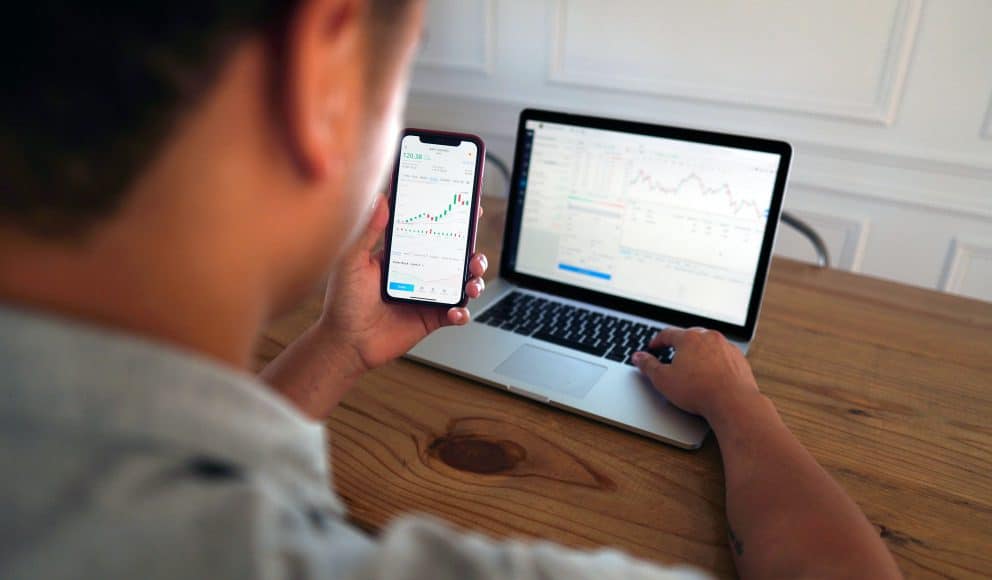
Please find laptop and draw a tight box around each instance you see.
[408,108,791,449]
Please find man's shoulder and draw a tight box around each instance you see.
[0,429,357,580]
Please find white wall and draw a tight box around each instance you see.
[403,0,992,301]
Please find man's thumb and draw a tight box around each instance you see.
[357,194,390,250]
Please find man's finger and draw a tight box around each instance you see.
[356,194,390,251]
[446,307,470,326]
[370,247,385,266]
[465,277,485,298]
[469,253,488,277]
[649,327,688,348]
[632,351,672,386]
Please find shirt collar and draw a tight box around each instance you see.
[0,303,330,486]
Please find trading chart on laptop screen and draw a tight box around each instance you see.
[514,120,781,326]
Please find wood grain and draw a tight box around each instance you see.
[257,196,992,579]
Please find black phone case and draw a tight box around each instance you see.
[380,128,485,308]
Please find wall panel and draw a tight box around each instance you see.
[415,0,494,74]
[550,0,920,123]
[942,237,992,302]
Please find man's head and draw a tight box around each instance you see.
[0,0,424,353]
[1,0,421,233]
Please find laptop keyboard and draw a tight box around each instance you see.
[475,291,674,365]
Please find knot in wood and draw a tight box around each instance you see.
[430,435,526,474]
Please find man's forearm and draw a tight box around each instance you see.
[710,393,901,579]
[260,324,366,419]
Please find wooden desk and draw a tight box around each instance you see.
[256,195,992,579]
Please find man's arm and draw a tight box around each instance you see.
[633,329,901,579]
[261,195,488,419]
[260,323,365,419]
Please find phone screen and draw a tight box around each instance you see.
[385,134,479,304]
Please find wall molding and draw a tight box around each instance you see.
[547,0,921,125]
[406,89,992,180]
[982,94,992,140]
[405,91,992,219]
[940,236,992,294]
[774,210,870,271]
[798,211,869,271]
[415,0,495,75]
[788,172,992,220]
[792,139,992,182]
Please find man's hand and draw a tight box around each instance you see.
[632,327,903,579]
[262,194,488,419]
[631,327,761,424]
[318,193,488,374]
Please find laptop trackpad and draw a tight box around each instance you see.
[494,345,606,399]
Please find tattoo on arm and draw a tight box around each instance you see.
[728,524,744,557]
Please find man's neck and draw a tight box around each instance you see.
[0,215,268,369]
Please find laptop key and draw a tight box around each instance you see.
[623,345,676,366]
[604,345,626,362]
[532,330,610,357]
[513,325,537,336]
[648,346,676,364]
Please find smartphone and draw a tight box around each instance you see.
[381,128,485,307]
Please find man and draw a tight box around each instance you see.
[0,1,901,578]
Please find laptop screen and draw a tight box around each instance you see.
[507,114,788,328]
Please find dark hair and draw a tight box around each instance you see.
[0,1,409,239]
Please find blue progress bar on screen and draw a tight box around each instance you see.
[557,263,611,280]
[388,282,415,291]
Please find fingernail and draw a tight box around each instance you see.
[452,310,464,322]
[480,255,488,270]
[631,352,645,364]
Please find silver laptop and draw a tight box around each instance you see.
[408,109,791,449]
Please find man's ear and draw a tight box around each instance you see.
[282,0,366,181]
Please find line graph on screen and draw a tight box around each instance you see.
[625,168,768,221]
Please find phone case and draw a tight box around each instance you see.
[380,128,485,308]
